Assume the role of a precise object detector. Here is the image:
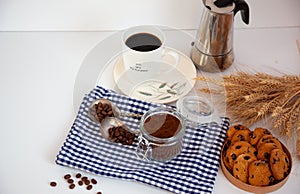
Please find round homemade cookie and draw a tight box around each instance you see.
[226,124,250,140]
[257,135,282,150]
[249,127,271,146]
[233,153,257,183]
[248,160,274,186]
[257,142,279,161]
[224,141,257,172]
[231,129,251,144]
[270,148,290,181]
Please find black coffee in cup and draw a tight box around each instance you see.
[125,33,162,52]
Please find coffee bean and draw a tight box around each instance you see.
[67,179,74,184]
[75,173,82,178]
[91,178,97,184]
[81,176,88,181]
[64,174,71,180]
[94,101,114,122]
[78,180,83,186]
[97,192,102,194]
[86,185,93,190]
[69,184,75,189]
[84,179,90,185]
[108,126,135,145]
[50,181,57,187]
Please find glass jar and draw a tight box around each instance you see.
[136,106,186,162]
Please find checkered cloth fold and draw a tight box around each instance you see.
[56,86,230,194]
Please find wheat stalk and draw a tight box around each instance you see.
[196,72,300,157]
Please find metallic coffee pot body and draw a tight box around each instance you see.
[191,0,249,72]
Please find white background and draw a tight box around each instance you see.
[0,0,300,194]
[1,0,300,31]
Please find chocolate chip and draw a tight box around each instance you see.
[231,153,237,160]
[234,125,242,130]
[237,134,244,141]
[64,174,71,180]
[264,153,270,160]
[264,131,271,134]
[225,157,229,163]
[285,157,289,163]
[254,150,258,156]
[50,181,57,187]
[69,184,75,189]
[244,156,250,160]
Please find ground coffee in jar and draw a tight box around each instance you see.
[137,107,186,162]
[143,113,182,138]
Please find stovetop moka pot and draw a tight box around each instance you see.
[191,0,249,72]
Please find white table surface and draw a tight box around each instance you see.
[1,1,300,194]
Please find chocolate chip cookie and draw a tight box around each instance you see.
[248,160,274,186]
[257,142,279,161]
[270,148,290,181]
[257,135,282,150]
[226,124,250,140]
[233,153,257,183]
[231,129,251,144]
[249,127,271,146]
[224,141,257,172]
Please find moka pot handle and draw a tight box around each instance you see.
[234,0,250,24]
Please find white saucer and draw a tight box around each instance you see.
[112,47,197,104]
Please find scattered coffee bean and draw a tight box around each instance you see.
[51,172,102,192]
[108,126,135,145]
[86,184,93,190]
[64,174,71,180]
[78,180,83,186]
[76,173,82,178]
[84,179,90,185]
[69,184,75,189]
[91,178,97,184]
[50,181,57,187]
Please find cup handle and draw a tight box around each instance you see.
[162,49,180,67]
[135,135,152,161]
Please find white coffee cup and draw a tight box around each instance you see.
[121,25,179,81]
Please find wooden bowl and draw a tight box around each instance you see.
[220,143,292,194]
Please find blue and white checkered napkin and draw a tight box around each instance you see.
[56,86,230,194]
